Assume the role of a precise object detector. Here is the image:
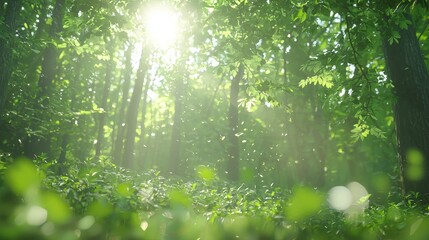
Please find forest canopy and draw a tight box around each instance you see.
[1,0,429,239]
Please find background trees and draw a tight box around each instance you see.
[0,0,428,201]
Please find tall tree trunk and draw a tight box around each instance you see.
[227,63,244,181]
[94,39,116,160]
[0,0,22,117]
[113,43,133,164]
[136,74,152,164]
[24,0,65,158]
[1,1,5,17]
[25,0,48,86]
[382,14,429,200]
[122,45,150,168]
[310,89,327,187]
[169,69,184,175]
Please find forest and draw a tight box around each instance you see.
[1,0,429,239]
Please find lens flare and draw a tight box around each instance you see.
[328,186,352,211]
[328,181,369,216]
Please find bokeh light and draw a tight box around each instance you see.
[328,186,352,211]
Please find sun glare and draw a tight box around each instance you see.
[144,5,180,49]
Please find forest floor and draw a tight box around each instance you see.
[1,156,429,240]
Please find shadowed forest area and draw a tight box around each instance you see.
[1,0,429,239]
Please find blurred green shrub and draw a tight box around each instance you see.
[1,156,429,239]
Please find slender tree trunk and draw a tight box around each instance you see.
[382,14,429,200]
[24,0,65,158]
[0,0,22,117]
[311,89,327,187]
[94,39,116,160]
[1,1,5,17]
[122,45,150,168]
[113,44,133,164]
[136,74,152,163]
[25,0,48,86]
[281,40,296,187]
[227,63,244,181]
[169,70,184,174]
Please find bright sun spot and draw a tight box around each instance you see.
[144,5,180,49]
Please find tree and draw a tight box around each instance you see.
[113,43,133,164]
[94,38,116,160]
[24,0,66,158]
[227,63,244,181]
[0,0,22,117]
[122,44,150,168]
[382,11,429,199]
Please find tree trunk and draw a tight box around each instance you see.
[0,0,22,117]
[227,63,244,181]
[122,45,150,168]
[169,70,184,175]
[112,43,133,164]
[382,14,429,200]
[25,0,49,87]
[136,73,152,164]
[24,0,65,158]
[94,39,116,160]
[1,1,5,17]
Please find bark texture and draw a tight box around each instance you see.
[0,0,22,117]
[227,63,244,181]
[94,39,115,160]
[24,0,65,158]
[169,69,184,174]
[383,14,429,200]
[113,44,133,164]
[122,46,149,168]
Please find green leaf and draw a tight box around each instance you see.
[5,159,40,195]
[41,192,72,224]
[196,165,215,182]
[169,189,192,208]
[299,72,334,88]
[285,187,323,221]
[117,182,133,197]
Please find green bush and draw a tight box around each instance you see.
[1,156,429,239]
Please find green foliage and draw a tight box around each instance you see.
[1,0,429,238]
[285,187,324,221]
[1,158,429,239]
[298,72,334,89]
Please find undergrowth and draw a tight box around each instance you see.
[1,155,429,240]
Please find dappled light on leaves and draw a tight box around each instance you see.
[386,205,403,223]
[2,0,429,238]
